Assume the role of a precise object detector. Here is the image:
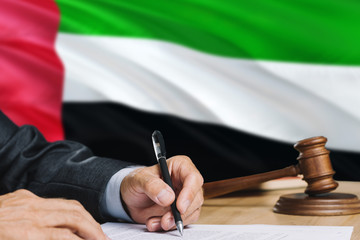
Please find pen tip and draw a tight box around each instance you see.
[176,221,184,237]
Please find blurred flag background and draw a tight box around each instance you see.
[1,0,360,181]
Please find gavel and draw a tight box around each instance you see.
[203,136,338,199]
[203,136,360,216]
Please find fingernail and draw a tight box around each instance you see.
[151,219,161,231]
[182,199,191,213]
[106,236,111,240]
[167,216,175,229]
[156,189,172,204]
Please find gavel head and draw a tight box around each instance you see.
[294,136,339,196]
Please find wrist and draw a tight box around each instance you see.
[119,174,132,219]
[101,166,143,222]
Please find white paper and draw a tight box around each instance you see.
[102,222,353,240]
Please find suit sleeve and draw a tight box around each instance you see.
[0,111,133,222]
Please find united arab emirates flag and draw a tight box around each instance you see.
[1,0,360,181]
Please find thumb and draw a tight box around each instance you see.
[140,170,175,207]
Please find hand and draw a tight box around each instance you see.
[0,189,109,240]
[120,155,204,232]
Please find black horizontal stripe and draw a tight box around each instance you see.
[63,102,360,182]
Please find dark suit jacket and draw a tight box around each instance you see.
[0,111,133,222]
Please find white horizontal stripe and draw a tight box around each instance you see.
[56,34,360,151]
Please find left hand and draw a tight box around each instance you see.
[120,155,204,232]
[0,189,109,240]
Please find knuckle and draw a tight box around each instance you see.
[178,155,192,165]
[68,199,82,207]
[70,209,83,222]
[61,210,83,227]
[14,189,27,194]
[195,195,204,209]
[200,196,204,206]
[95,222,103,233]
[198,174,204,186]
[68,200,85,211]
[198,191,204,205]
[201,187,205,197]
[0,192,35,208]
[181,155,191,162]
[15,189,35,197]
[170,155,189,166]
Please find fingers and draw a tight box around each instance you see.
[181,207,201,227]
[0,190,108,240]
[40,228,83,240]
[179,188,204,219]
[121,155,204,230]
[1,196,104,239]
[40,209,105,240]
[0,189,37,207]
[0,224,84,240]
[144,178,174,207]
[38,199,100,230]
[163,207,201,231]
[34,200,107,240]
[145,211,174,232]
[126,167,176,207]
[162,156,203,231]
[145,190,203,232]
[128,203,171,224]
[168,156,204,214]
[146,217,163,232]
[146,204,202,232]
[120,166,177,223]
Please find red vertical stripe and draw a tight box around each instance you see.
[0,0,64,141]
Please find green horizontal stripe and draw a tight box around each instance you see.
[56,0,360,65]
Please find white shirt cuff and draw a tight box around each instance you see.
[101,166,143,222]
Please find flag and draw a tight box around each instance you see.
[0,0,64,141]
[1,0,360,181]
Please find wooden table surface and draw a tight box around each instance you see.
[197,181,360,239]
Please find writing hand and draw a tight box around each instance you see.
[120,155,204,232]
[0,189,109,240]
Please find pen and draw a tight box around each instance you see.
[151,130,184,236]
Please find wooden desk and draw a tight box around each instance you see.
[197,181,360,239]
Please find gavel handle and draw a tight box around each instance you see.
[203,164,301,199]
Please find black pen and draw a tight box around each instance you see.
[151,130,184,236]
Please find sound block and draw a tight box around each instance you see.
[273,193,360,216]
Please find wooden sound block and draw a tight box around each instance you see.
[273,193,360,216]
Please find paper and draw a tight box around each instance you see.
[102,222,353,240]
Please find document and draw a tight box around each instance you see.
[102,222,353,240]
